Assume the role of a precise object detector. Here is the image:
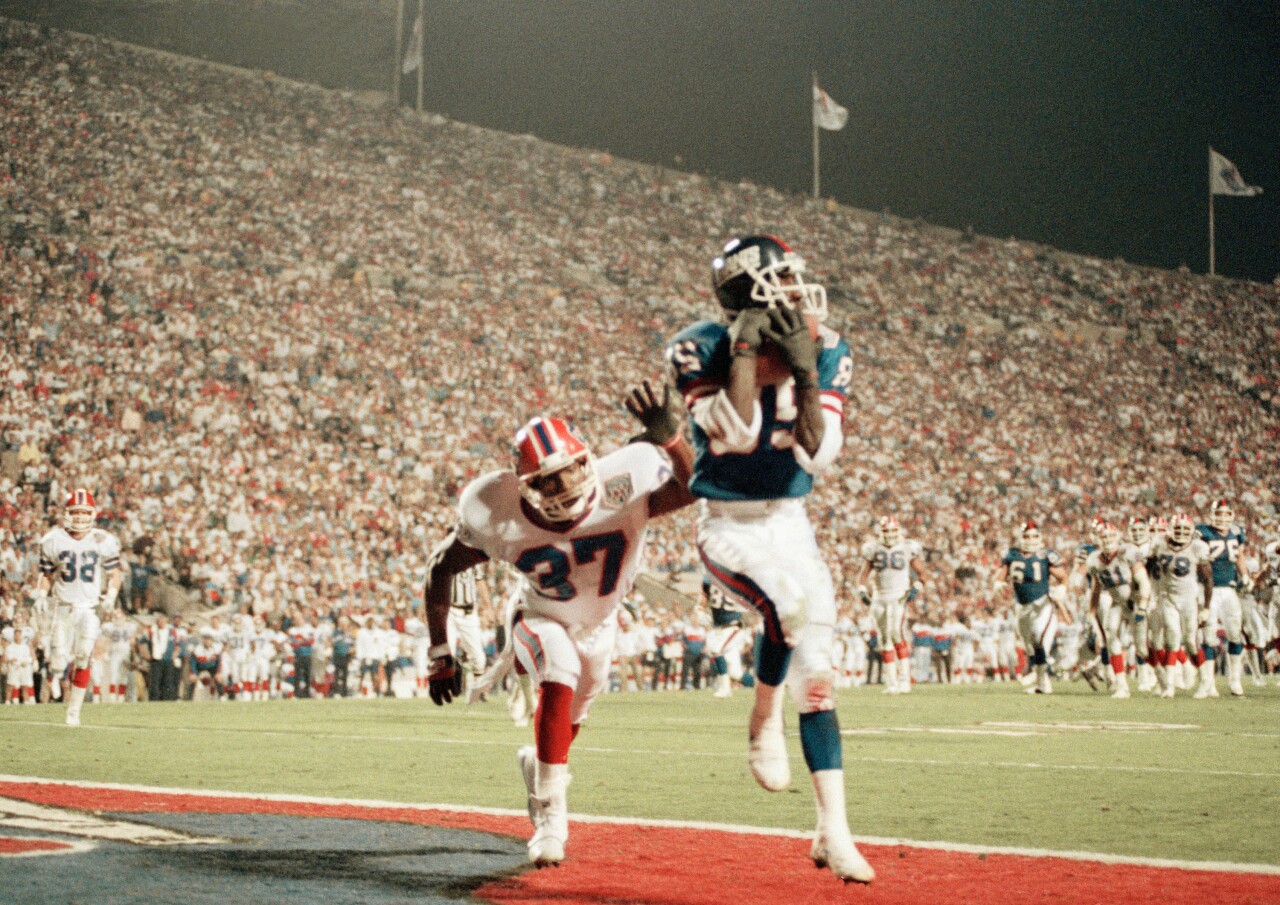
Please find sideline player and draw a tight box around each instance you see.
[422,382,694,868]
[665,235,872,883]
[703,575,749,698]
[1197,500,1252,696]
[998,522,1068,694]
[30,490,125,725]
[857,516,923,695]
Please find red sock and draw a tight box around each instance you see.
[1110,654,1125,675]
[1193,650,1206,667]
[73,668,92,689]
[534,682,575,765]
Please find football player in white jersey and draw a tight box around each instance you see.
[1086,523,1150,698]
[447,566,491,698]
[30,489,126,726]
[223,614,256,700]
[422,383,694,868]
[3,625,35,704]
[1238,552,1268,686]
[102,609,136,703]
[1125,517,1158,692]
[1150,514,1214,698]
[857,516,923,694]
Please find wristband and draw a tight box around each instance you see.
[659,433,685,451]
[731,342,759,358]
[427,643,451,660]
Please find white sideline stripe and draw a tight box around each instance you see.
[0,774,1277,877]
[3,720,1278,779]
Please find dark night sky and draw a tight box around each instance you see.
[8,0,1279,283]
[411,1,1278,283]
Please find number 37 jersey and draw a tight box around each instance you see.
[39,527,122,609]
[455,443,671,634]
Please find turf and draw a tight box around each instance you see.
[2,680,1278,867]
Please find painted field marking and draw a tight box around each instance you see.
[982,720,1200,732]
[2,775,1278,877]
[3,719,1278,779]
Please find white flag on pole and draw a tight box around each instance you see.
[402,15,423,75]
[1210,148,1262,196]
[813,82,848,131]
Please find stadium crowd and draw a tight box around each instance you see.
[2,20,1279,705]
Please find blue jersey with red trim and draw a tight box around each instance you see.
[666,319,852,501]
[1196,524,1246,588]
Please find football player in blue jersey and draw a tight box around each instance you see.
[997,522,1069,694]
[665,235,870,884]
[1196,499,1253,696]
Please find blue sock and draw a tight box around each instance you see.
[1228,642,1243,656]
[756,639,792,687]
[711,656,727,677]
[799,710,842,773]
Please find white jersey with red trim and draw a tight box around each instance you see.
[39,527,122,609]
[860,538,923,600]
[1151,537,1212,606]
[456,443,671,635]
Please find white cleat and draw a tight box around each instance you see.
[518,745,568,867]
[1192,682,1218,700]
[1160,685,1176,699]
[881,683,900,695]
[747,719,791,792]
[517,745,541,826]
[811,832,875,884]
[1111,685,1130,699]
[64,709,80,727]
[1228,681,1244,697]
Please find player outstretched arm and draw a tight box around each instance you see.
[102,554,127,612]
[422,531,490,705]
[624,378,696,518]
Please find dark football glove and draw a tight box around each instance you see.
[726,307,772,357]
[625,379,684,446]
[763,306,820,387]
[427,653,464,706]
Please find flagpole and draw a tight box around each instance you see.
[812,72,820,199]
[1208,146,1216,276]
[415,0,425,113]
[391,0,403,107]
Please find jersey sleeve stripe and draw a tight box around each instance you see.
[102,556,122,570]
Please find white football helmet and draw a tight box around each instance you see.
[1099,523,1122,555]
[63,488,97,535]
[1019,521,1043,555]
[1169,514,1195,548]
[1210,499,1234,533]
[876,516,902,547]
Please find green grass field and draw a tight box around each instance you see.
[3,680,1278,867]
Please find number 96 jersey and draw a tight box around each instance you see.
[39,527,122,609]
[455,443,671,635]
[861,538,923,601]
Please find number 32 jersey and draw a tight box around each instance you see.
[666,319,852,501]
[39,527,122,609]
[455,443,671,635]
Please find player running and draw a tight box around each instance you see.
[422,382,693,868]
[998,522,1068,695]
[30,489,126,726]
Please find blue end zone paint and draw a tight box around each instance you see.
[6,812,527,905]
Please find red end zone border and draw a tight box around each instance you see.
[1,777,1277,905]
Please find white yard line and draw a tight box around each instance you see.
[2,718,1278,780]
[0,774,1277,876]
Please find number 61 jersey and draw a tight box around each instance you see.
[454,443,671,635]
